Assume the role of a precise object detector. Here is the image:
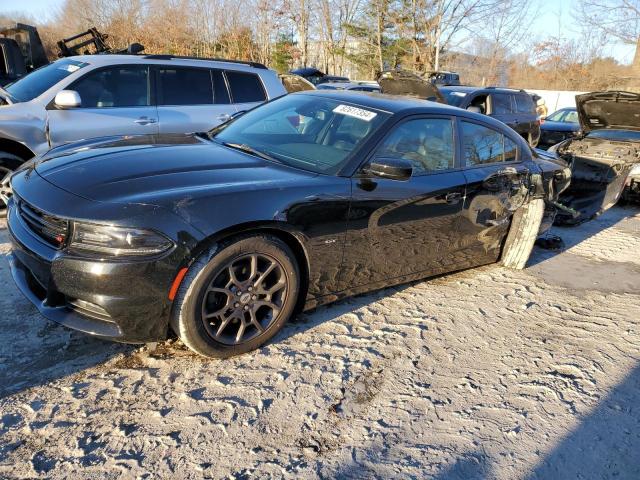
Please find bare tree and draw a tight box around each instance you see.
[576,0,640,46]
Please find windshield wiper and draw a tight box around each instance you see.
[222,142,283,164]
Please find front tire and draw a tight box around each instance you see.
[170,234,300,358]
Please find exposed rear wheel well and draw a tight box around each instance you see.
[0,138,35,163]
[193,227,310,314]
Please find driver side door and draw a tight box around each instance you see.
[340,116,468,289]
[47,65,159,147]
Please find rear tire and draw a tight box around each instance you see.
[170,234,300,358]
[501,198,544,269]
[0,151,23,217]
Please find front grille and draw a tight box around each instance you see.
[16,197,69,248]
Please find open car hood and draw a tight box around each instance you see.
[575,91,640,133]
[377,70,445,103]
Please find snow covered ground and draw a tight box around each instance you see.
[1,206,639,479]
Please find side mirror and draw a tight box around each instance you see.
[54,90,82,109]
[365,158,413,181]
[467,105,482,114]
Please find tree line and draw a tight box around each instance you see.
[2,0,639,91]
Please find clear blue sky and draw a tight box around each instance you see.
[1,0,636,64]
[530,0,635,63]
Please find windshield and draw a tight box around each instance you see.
[441,89,467,107]
[586,129,640,142]
[547,109,578,123]
[5,59,89,102]
[211,94,390,175]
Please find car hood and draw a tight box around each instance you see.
[541,120,579,132]
[33,133,317,205]
[376,70,446,103]
[575,91,640,133]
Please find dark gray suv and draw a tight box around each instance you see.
[440,86,541,146]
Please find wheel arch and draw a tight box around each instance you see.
[0,138,36,162]
[190,221,311,314]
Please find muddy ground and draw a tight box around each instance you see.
[1,206,639,479]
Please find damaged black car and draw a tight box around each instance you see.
[548,91,640,224]
[8,91,569,358]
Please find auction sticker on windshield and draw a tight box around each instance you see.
[333,104,377,121]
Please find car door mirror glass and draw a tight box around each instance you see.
[54,90,82,109]
[366,158,413,181]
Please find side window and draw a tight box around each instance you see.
[376,118,455,174]
[212,69,230,104]
[72,66,149,108]
[564,110,579,123]
[0,48,6,76]
[158,67,213,105]
[225,71,266,103]
[515,94,534,114]
[462,121,517,165]
[490,94,512,114]
[504,136,518,162]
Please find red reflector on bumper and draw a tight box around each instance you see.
[168,267,188,301]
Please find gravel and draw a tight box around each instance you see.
[1,205,639,479]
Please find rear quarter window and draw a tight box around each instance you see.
[225,71,267,103]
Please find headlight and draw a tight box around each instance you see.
[69,222,173,257]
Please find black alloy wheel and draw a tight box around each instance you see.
[201,253,288,345]
[171,234,300,358]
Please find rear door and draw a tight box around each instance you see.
[458,119,530,263]
[488,92,518,131]
[156,66,235,133]
[514,93,539,144]
[341,115,468,288]
[47,65,159,147]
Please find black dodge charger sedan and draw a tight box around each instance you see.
[7,91,569,358]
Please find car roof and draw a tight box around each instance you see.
[292,89,464,114]
[318,81,379,89]
[62,54,269,72]
[439,85,525,95]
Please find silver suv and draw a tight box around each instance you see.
[0,54,286,207]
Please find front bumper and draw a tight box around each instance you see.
[7,200,178,343]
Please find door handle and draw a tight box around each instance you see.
[134,117,157,125]
[445,192,462,204]
[217,113,231,122]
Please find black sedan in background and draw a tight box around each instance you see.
[7,91,569,358]
[538,107,580,149]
